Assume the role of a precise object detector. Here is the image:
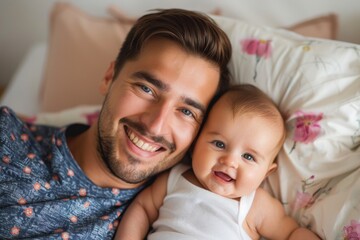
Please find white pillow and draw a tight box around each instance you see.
[26,105,101,126]
[212,15,360,239]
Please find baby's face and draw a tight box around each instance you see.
[191,96,283,199]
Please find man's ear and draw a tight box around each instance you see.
[99,61,116,95]
[266,163,278,177]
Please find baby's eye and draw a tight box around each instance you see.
[242,153,254,161]
[211,140,225,149]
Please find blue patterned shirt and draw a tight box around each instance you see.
[0,106,143,239]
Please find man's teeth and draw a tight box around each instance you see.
[129,131,159,152]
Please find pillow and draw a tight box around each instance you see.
[286,14,338,40]
[40,3,338,113]
[211,15,360,239]
[39,3,133,112]
[22,105,101,126]
[108,6,338,40]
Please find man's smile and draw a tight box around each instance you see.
[125,126,163,152]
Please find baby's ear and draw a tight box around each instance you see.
[266,163,277,177]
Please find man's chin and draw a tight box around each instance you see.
[112,163,155,184]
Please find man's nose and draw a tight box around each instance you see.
[140,101,172,136]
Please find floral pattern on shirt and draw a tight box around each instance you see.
[0,106,143,239]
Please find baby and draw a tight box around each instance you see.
[115,84,321,239]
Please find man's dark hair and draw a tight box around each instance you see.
[113,8,232,96]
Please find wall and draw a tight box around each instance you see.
[0,0,359,87]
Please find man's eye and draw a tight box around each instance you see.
[140,85,153,95]
[181,109,194,117]
[211,140,225,149]
[242,153,254,161]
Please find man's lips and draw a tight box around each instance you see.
[126,127,163,152]
[214,171,234,182]
[120,118,175,152]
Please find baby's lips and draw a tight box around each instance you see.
[214,171,233,182]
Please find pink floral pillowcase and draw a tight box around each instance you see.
[212,15,360,239]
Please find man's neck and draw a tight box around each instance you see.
[66,124,144,189]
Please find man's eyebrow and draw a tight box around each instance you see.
[183,97,206,116]
[133,71,206,116]
[132,71,169,91]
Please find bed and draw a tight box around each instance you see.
[1,1,359,239]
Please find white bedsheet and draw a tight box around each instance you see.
[0,43,46,115]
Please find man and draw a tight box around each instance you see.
[0,8,231,239]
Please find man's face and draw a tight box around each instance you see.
[98,38,220,185]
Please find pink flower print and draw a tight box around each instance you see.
[33,182,41,191]
[67,169,75,177]
[344,220,360,240]
[112,188,120,195]
[294,112,323,143]
[84,111,100,125]
[11,226,20,236]
[61,232,70,240]
[79,188,87,197]
[56,139,62,146]
[108,223,114,230]
[18,197,27,205]
[70,215,78,223]
[23,166,32,174]
[45,182,51,189]
[10,133,16,141]
[241,38,271,81]
[27,153,36,159]
[293,191,314,212]
[35,135,43,142]
[24,207,33,217]
[84,201,91,208]
[114,220,119,227]
[289,111,323,153]
[242,39,271,57]
[21,134,29,141]
[2,155,10,164]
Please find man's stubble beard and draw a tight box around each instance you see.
[96,105,185,184]
[97,132,186,184]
